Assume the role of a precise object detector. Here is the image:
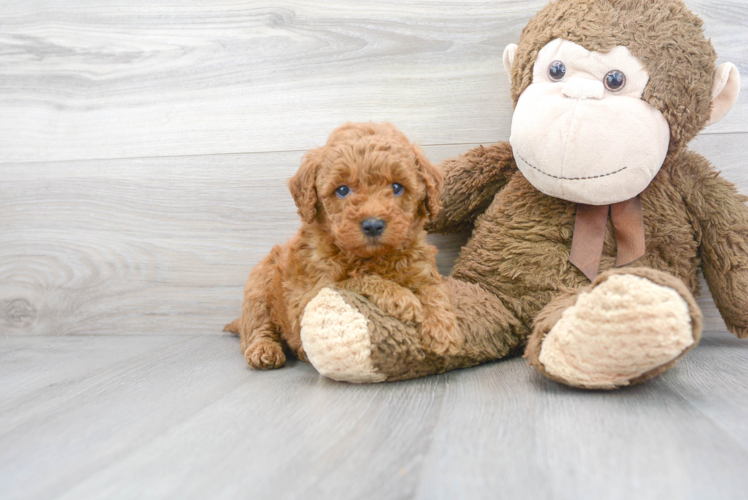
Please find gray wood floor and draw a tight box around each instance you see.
[1,1,747,499]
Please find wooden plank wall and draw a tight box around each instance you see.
[1,0,746,337]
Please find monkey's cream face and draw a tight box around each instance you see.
[509,39,671,205]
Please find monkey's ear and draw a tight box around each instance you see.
[503,44,518,83]
[412,144,443,221]
[705,63,740,127]
[288,148,322,224]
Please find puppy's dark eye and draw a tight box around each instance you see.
[548,61,566,82]
[604,70,626,91]
[335,185,350,198]
[392,183,404,196]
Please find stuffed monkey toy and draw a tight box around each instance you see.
[298,0,744,388]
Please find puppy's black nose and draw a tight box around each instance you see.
[361,218,386,237]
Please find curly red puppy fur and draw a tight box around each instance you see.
[225,122,461,369]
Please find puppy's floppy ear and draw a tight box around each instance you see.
[412,144,443,220]
[288,148,323,223]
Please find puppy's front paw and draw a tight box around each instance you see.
[374,289,424,324]
[420,312,462,355]
[244,339,286,369]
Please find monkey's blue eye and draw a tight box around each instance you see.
[335,185,350,198]
[549,61,566,81]
[392,183,404,196]
[604,70,626,91]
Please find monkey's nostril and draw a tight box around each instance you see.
[361,218,386,237]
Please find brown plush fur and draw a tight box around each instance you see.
[313,0,747,387]
[225,122,461,369]
[324,278,524,382]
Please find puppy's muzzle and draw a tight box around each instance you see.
[361,218,386,238]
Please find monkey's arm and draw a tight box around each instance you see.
[681,152,748,338]
[427,141,518,234]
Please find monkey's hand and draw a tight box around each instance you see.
[682,152,748,338]
[708,268,748,339]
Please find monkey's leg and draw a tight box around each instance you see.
[299,278,525,383]
[525,267,703,389]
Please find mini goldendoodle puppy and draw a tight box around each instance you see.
[225,122,460,369]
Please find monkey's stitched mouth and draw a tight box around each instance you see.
[515,150,628,180]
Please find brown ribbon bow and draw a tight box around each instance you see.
[569,196,646,281]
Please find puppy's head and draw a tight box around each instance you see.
[288,122,442,258]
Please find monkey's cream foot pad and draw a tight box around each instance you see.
[538,274,696,389]
[301,288,387,383]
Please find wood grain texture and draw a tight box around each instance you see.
[664,333,748,451]
[0,144,468,336]
[1,2,747,498]
[0,334,746,500]
[0,0,745,163]
[0,336,254,500]
[1,134,743,336]
[415,344,748,500]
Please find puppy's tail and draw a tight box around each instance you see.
[223,318,241,335]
